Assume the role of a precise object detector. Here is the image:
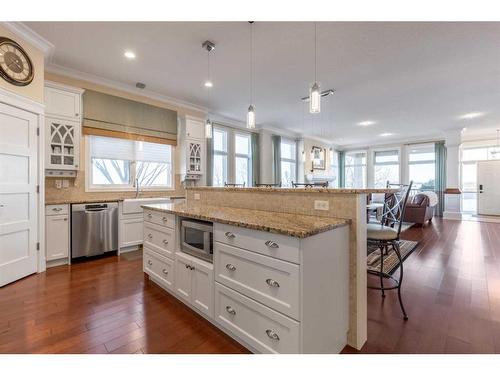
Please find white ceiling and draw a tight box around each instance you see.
[25,21,500,146]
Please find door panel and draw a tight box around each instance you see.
[477,161,500,216]
[191,256,214,318]
[174,253,192,303]
[0,103,38,287]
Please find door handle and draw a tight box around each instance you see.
[479,184,483,193]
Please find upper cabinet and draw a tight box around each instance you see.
[179,116,206,181]
[185,117,205,140]
[44,82,84,173]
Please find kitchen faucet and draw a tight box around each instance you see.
[135,178,140,198]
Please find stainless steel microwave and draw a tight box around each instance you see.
[180,218,213,262]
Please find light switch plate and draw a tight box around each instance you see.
[314,200,329,211]
[194,193,200,200]
[62,180,70,188]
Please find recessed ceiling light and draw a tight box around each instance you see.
[358,120,376,126]
[204,81,213,88]
[460,112,484,120]
[379,133,393,137]
[124,51,136,59]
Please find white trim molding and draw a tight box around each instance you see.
[1,22,55,63]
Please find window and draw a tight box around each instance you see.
[373,150,400,187]
[330,149,339,188]
[280,138,297,187]
[213,128,228,187]
[235,133,252,186]
[345,151,367,188]
[88,135,173,190]
[408,144,435,191]
[211,126,253,186]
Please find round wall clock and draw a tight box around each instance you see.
[0,37,34,86]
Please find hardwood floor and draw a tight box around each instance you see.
[1,218,499,354]
[343,218,500,353]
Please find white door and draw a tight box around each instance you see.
[0,103,38,286]
[174,253,192,304]
[191,257,214,318]
[46,215,69,261]
[477,160,500,216]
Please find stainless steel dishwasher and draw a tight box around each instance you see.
[71,202,118,259]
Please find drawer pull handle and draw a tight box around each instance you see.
[265,240,279,249]
[147,260,153,266]
[266,279,280,288]
[185,264,189,269]
[225,306,236,315]
[190,266,195,270]
[147,233,153,239]
[162,216,168,221]
[225,264,236,271]
[162,269,168,275]
[52,207,62,211]
[147,213,152,218]
[266,329,280,341]
[163,239,169,245]
[225,232,235,239]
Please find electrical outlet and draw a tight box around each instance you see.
[62,180,70,188]
[314,200,329,211]
[194,193,200,200]
[55,180,62,189]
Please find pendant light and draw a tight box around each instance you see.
[247,21,256,129]
[202,41,215,138]
[309,22,321,114]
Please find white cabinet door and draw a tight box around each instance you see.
[187,139,204,175]
[185,118,204,139]
[119,217,143,249]
[46,215,69,261]
[191,257,214,318]
[45,117,80,170]
[174,253,193,304]
[44,86,81,120]
[0,103,38,287]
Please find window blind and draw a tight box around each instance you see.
[90,136,171,163]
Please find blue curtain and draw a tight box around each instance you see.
[251,132,260,186]
[435,141,446,216]
[272,135,282,184]
[338,151,345,188]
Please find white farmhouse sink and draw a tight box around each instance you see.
[122,197,171,214]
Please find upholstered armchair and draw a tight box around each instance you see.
[403,193,435,225]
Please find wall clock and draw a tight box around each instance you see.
[0,37,34,86]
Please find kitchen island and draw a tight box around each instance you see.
[141,201,350,353]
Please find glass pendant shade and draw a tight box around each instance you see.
[329,147,334,159]
[309,82,321,113]
[247,105,256,129]
[205,118,212,139]
[301,150,306,163]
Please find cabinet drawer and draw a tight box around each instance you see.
[144,210,174,228]
[215,242,300,320]
[215,283,300,354]
[144,247,174,291]
[45,204,69,216]
[214,223,300,264]
[144,222,175,259]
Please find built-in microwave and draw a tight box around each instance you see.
[180,218,213,262]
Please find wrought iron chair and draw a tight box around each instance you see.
[367,181,413,320]
[291,181,329,188]
[254,182,282,188]
[224,182,245,187]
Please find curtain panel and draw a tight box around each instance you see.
[206,126,214,186]
[272,135,282,185]
[338,151,346,188]
[251,132,260,185]
[435,141,447,216]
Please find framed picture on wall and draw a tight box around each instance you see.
[311,146,326,170]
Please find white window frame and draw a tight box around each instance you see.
[280,137,297,187]
[371,147,401,188]
[212,124,254,186]
[85,135,175,192]
[404,142,436,191]
[344,150,367,188]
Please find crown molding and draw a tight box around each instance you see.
[337,133,445,151]
[1,22,55,63]
[46,63,209,114]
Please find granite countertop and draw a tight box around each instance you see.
[186,186,396,194]
[142,202,349,239]
[45,196,186,205]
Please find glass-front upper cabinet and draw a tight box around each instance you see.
[187,140,203,174]
[46,118,80,170]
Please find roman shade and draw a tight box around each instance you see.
[82,90,177,145]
